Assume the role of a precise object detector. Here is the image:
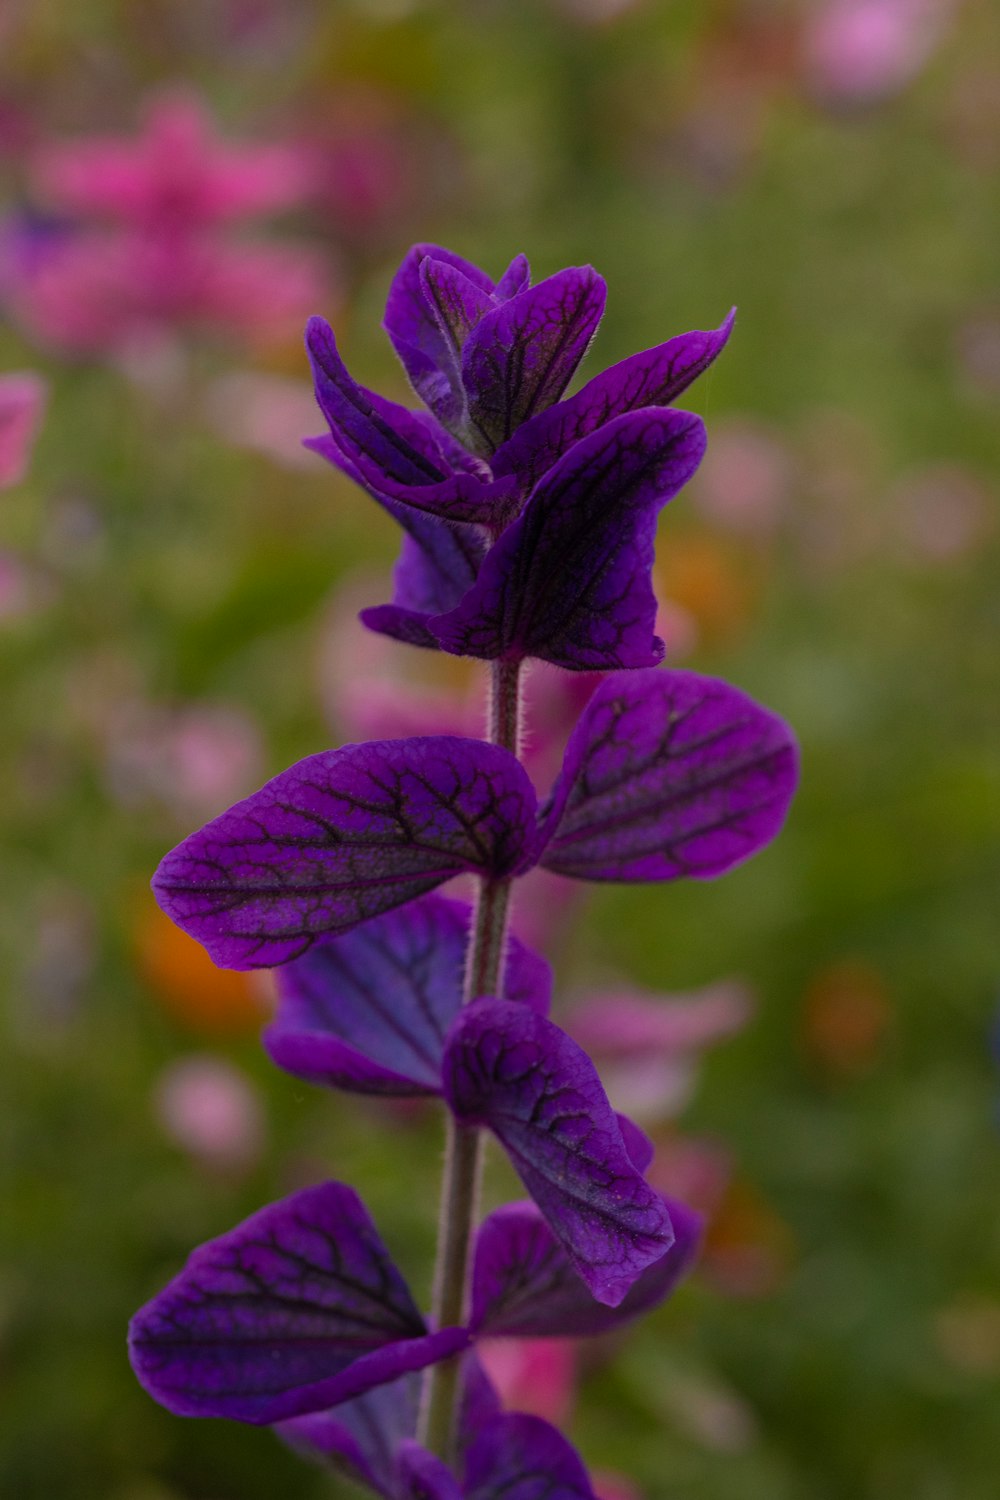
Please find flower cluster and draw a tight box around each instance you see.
[130,244,798,1494]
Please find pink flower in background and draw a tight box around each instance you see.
[0,372,46,488]
[104,700,264,823]
[692,419,794,536]
[804,0,956,105]
[889,462,990,563]
[7,89,331,357]
[476,1337,578,1427]
[154,1055,265,1173]
[567,981,754,1121]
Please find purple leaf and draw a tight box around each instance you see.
[360,516,487,652]
[420,258,494,395]
[462,267,607,453]
[464,1414,596,1500]
[540,669,799,882]
[442,1000,675,1306]
[152,738,540,969]
[128,1182,469,1425]
[278,1373,420,1495]
[384,245,495,428]
[493,253,531,301]
[492,311,735,496]
[616,1112,655,1174]
[306,320,513,525]
[397,1442,464,1500]
[431,408,706,670]
[265,894,552,1096]
[470,1197,701,1339]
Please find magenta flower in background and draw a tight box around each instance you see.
[0,371,46,489]
[6,89,331,357]
[804,0,956,105]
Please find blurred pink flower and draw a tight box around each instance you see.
[889,462,990,562]
[33,89,313,227]
[155,1055,265,1173]
[0,550,55,622]
[0,371,46,489]
[692,419,794,536]
[9,89,331,357]
[104,700,264,822]
[804,0,956,104]
[566,981,754,1122]
[476,1337,578,1427]
[208,372,324,470]
[593,1474,643,1500]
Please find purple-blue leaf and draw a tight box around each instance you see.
[384,244,496,427]
[540,669,799,882]
[265,894,552,1096]
[441,1000,675,1306]
[462,267,607,453]
[397,1442,464,1500]
[464,1414,596,1500]
[492,311,735,496]
[278,1373,420,1495]
[430,408,706,670]
[470,1196,701,1339]
[128,1182,469,1425]
[616,1112,655,1174]
[360,515,487,652]
[493,253,531,301]
[152,738,540,969]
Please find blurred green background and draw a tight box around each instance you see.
[2,2,998,1498]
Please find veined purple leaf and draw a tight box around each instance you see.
[442,1000,674,1306]
[278,1373,420,1496]
[152,737,540,969]
[464,1414,596,1500]
[265,894,552,1096]
[128,1182,469,1425]
[306,320,513,525]
[397,1442,464,1500]
[540,669,799,882]
[493,253,531,301]
[420,259,494,392]
[470,1197,701,1339]
[359,510,487,652]
[492,311,734,497]
[431,408,706,671]
[384,245,496,427]
[616,1112,655,1174]
[462,267,607,453]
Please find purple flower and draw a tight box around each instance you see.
[129,1172,699,1423]
[305,243,733,668]
[153,669,797,969]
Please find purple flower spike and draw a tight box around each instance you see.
[128,1182,470,1425]
[541,668,799,881]
[470,1197,702,1340]
[265,894,552,1096]
[279,1374,420,1496]
[360,510,487,651]
[152,737,540,968]
[492,311,735,498]
[430,409,706,670]
[462,267,607,453]
[442,1000,675,1306]
[463,1414,596,1500]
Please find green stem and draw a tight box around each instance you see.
[419,658,523,1462]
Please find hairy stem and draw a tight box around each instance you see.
[419,657,523,1462]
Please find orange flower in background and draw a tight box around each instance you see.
[133,896,272,1038]
[701,1179,797,1298]
[655,534,761,647]
[802,958,894,1078]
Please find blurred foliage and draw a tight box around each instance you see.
[1,2,999,1498]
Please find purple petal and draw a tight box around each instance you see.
[470,1197,701,1339]
[420,258,494,392]
[129,1181,469,1424]
[358,514,487,652]
[431,409,706,670]
[442,1001,674,1306]
[464,1414,596,1500]
[493,253,531,301]
[459,1353,503,1446]
[492,312,735,496]
[152,738,540,969]
[396,1442,463,1500]
[462,267,607,452]
[278,1373,420,1495]
[306,320,511,526]
[540,669,799,882]
[265,894,552,1096]
[616,1113,655,1173]
[384,244,495,426]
